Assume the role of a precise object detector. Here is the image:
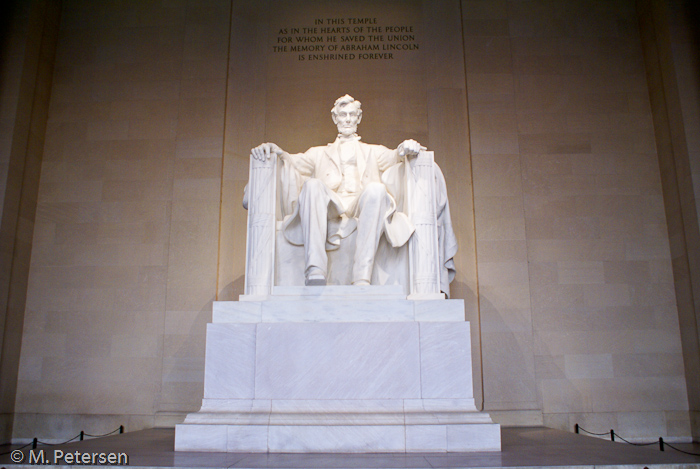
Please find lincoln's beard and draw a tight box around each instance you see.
[338,124,357,137]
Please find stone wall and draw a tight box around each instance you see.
[0,0,60,443]
[667,0,700,439]
[12,0,229,440]
[637,0,700,439]
[466,0,690,439]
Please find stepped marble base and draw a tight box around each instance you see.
[175,286,501,453]
[175,422,501,453]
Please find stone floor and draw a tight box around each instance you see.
[2,426,700,468]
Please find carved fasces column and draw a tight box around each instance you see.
[407,151,444,299]
[244,153,277,297]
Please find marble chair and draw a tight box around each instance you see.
[242,149,451,299]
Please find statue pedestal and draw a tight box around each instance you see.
[175,286,501,453]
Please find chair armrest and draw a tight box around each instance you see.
[243,152,278,297]
[406,151,444,299]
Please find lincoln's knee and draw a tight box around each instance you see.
[361,182,388,201]
[300,178,326,197]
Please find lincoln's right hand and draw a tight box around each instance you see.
[251,142,284,162]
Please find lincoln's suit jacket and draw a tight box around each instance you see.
[280,136,413,250]
[289,137,399,194]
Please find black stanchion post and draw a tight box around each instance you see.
[610,429,615,442]
[32,438,37,449]
[119,425,124,434]
[659,437,664,451]
[80,431,84,441]
[575,424,579,434]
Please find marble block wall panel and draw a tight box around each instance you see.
[213,300,261,323]
[405,425,448,452]
[414,300,467,322]
[193,321,481,408]
[187,398,486,426]
[13,0,229,441]
[177,312,499,452]
[213,298,466,323]
[254,322,421,400]
[463,0,694,439]
[176,422,501,453]
[268,425,406,453]
[270,285,405,299]
[259,300,416,323]
[173,424,269,452]
[404,423,501,452]
[174,424,227,452]
[226,425,269,452]
[643,0,700,438]
[0,0,54,443]
[419,322,473,399]
[447,424,502,451]
[202,324,256,399]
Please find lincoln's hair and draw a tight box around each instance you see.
[331,94,362,118]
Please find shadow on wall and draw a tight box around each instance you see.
[687,0,700,64]
[0,2,18,78]
[451,280,477,318]
[219,275,245,301]
[160,299,215,416]
[476,294,542,418]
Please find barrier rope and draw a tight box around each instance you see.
[664,442,700,456]
[82,427,124,438]
[33,434,82,446]
[576,424,700,456]
[0,425,124,456]
[614,433,657,447]
[575,424,609,437]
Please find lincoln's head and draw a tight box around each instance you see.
[331,94,362,138]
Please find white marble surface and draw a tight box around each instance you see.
[414,299,465,321]
[174,424,227,452]
[177,293,500,453]
[255,322,421,400]
[186,397,488,426]
[212,301,261,323]
[257,299,416,322]
[268,425,406,453]
[214,295,466,323]
[175,422,501,452]
[184,409,489,429]
[227,426,269,452]
[419,322,473,399]
[404,398,479,413]
[447,424,502,451]
[269,284,405,299]
[203,324,255,399]
[269,399,405,413]
[197,398,270,413]
[405,425,448,452]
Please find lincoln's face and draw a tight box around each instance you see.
[333,102,362,137]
